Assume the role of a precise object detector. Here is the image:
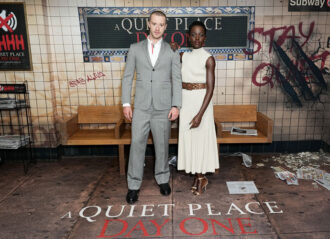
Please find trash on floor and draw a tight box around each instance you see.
[168,155,177,167]
[226,181,259,194]
[296,166,325,180]
[256,163,265,168]
[271,166,299,185]
[264,151,330,171]
[314,173,330,190]
[231,152,252,168]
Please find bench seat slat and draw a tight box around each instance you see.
[67,128,178,145]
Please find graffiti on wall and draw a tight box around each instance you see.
[248,21,330,107]
[69,72,106,88]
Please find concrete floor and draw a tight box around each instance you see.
[0,154,329,239]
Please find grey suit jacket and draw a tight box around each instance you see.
[122,39,182,110]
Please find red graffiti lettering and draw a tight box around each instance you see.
[69,72,105,87]
[244,22,314,55]
[276,25,297,52]
[249,21,328,90]
[298,22,314,47]
[310,51,330,69]
[263,26,286,53]
[243,28,264,55]
[252,63,276,88]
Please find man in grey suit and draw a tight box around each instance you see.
[122,10,182,204]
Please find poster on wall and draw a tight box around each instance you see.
[0,3,32,71]
[79,7,255,62]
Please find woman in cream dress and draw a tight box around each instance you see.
[178,21,219,195]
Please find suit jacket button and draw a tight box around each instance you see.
[152,69,155,71]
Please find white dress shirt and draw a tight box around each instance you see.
[123,37,162,107]
[147,37,162,67]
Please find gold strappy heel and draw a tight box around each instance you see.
[194,177,208,195]
[191,176,198,192]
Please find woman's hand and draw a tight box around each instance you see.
[189,114,203,129]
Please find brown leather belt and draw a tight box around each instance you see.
[182,82,206,90]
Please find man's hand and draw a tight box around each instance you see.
[123,106,133,121]
[170,42,180,52]
[168,107,179,121]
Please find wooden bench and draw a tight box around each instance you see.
[213,105,273,144]
[59,104,272,176]
[58,105,179,176]
[58,105,128,175]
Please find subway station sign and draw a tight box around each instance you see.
[79,7,255,62]
[288,0,330,11]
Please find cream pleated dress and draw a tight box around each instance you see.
[177,47,219,174]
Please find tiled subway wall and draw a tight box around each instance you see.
[0,0,329,148]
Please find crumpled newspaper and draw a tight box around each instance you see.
[271,166,299,185]
[231,152,252,168]
[314,173,330,190]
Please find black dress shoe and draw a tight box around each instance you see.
[126,190,139,204]
[159,183,171,196]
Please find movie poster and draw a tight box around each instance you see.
[0,3,32,71]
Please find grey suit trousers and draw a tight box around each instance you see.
[127,105,171,190]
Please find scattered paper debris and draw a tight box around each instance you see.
[296,166,325,180]
[264,151,330,171]
[226,181,259,194]
[256,163,265,167]
[271,166,299,185]
[312,182,319,189]
[314,173,330,190]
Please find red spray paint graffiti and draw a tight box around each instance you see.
[249,22,329,88]
[69,72,106,88]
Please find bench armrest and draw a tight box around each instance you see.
[256,112,273,142]
[215,121,223,138]
[57,114,79,144]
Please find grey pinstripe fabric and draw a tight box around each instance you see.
[121,39,182,190]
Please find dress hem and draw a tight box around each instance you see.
[177,168,220,174]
